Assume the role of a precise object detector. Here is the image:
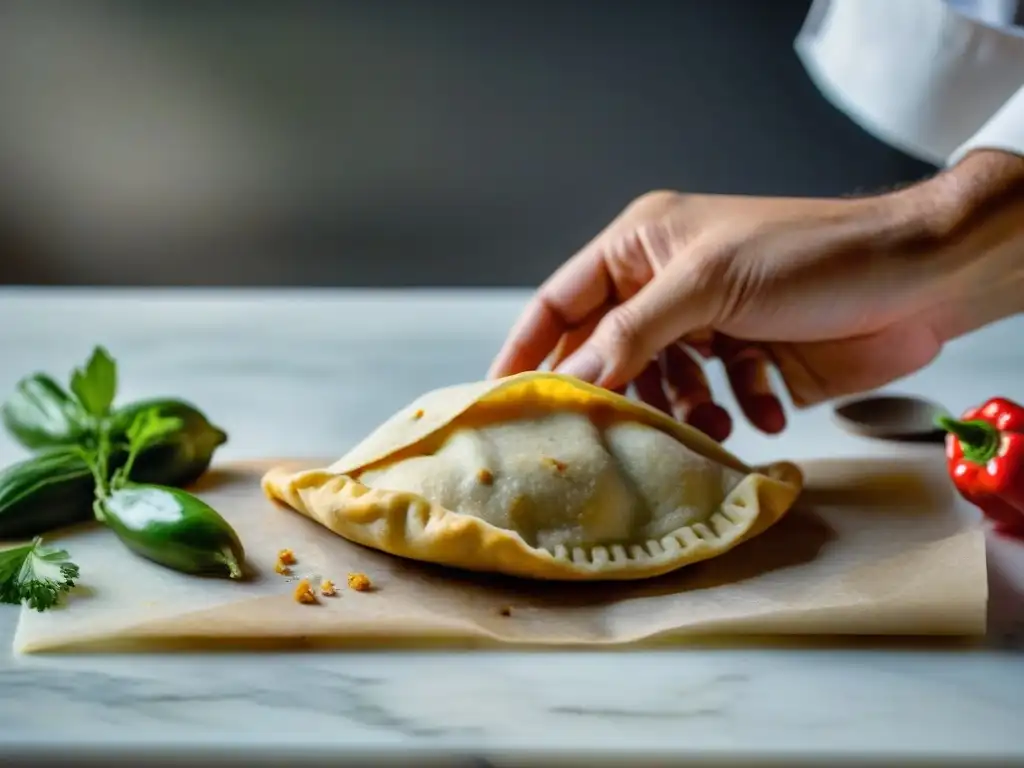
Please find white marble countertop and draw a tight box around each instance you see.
[1,287,1023,767]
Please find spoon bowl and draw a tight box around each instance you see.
[832,394,951,443]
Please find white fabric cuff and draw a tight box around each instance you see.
[794,0,1024,166]
[948,84,1024,164]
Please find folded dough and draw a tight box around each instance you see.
[261,372,803,581]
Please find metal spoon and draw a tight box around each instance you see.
[831,393,951,444]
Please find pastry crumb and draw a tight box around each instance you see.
[347,572,372,592]
[412,408,424,420]
[294,578,318,604]
[277,548,297,565]
[498,606,512,617]
[274,561,291,575]
[476,468,495,485]
[543,456,567,473]
[320,579,337,596]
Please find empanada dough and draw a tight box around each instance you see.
[261,372,803,580]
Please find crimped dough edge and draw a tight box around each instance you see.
[260,460,802,582]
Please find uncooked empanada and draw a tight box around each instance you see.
[261,372,803,581]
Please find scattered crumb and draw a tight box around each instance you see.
[275,548,297,575]
[498,606,512,617]
[294,578,318,604]
[542,456,567,473]
[348,572,372,592]
[476,468,495,485]
[277,548,297,565]
[320,579,337,597]
[412,408,424,420]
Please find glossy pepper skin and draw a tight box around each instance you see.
[937,397,1024,539]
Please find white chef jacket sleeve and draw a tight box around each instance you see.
[948,84,1024,163]
[794,0,1024,167]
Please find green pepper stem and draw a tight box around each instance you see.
[92,498,107,523]
[935,415,1002,463]
[220,550,244,580]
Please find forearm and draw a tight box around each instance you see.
[896,149,1024,340]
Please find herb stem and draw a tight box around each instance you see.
[118,427,143,485]
[76,445,106,498]
[96,420,111,494]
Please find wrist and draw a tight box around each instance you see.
[927,149,1024,235]
[887,149,1024,338]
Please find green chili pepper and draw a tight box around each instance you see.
[0,449,96,540]
[98,484,245,579]
[0,347,244,584]
[0,374,90,449]
[0,404,228,540]
[110,399,228,488]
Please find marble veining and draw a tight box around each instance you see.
[1,288,1023,765]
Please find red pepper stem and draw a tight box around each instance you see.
[936,415,1002,463]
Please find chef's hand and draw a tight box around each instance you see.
[488,150,1024,441]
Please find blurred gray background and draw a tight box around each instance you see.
[0,0,935,287]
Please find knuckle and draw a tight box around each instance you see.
[634,219,676,265]
[624,189,680,218]
[597,305,646,361]
[673,240,743,320]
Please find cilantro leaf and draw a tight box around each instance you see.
[0,537,80,611]
[70,346,117,418]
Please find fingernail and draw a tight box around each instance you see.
[555,346,604,383]
[753,395,786,434]
[687,402,733,443]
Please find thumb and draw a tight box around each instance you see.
[554,260,718,390]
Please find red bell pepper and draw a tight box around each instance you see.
[937,397,1024,539]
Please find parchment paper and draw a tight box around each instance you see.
[12,453,988,653]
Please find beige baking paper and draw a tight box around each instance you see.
[12,454,988,653]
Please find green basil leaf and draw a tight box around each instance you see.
[69,346,117,418]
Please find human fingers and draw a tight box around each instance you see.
[713,336,786,434]
[549,306,628,397]
[661,343,732,442]
[490,192,685,380]
[487,207,645,379]
[548,305,609,370]
[632,359,673,416]
[553,245,719,390]
[486,241,614,379]
[682,329,715,359]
